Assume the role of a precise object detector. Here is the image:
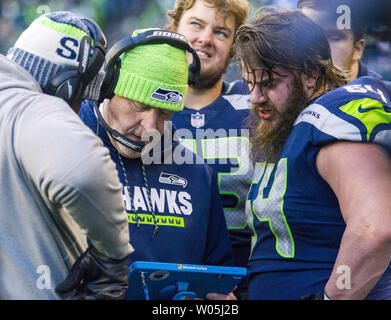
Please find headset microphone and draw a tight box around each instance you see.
[93,101,145,153]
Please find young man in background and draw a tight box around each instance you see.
[297,0,383,81]
[166,0,252,299]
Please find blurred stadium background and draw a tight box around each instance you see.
[1,0,390,81]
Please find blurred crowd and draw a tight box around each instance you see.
[1,0,390,80]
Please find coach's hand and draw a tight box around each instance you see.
[301,290,330,300]
[55,245,129,300]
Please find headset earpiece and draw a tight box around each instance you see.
[78,36,91,75]
[99,58,121,102]
[45,68,81,104]
[187,48,200,86]
[80,18,107,86]
[98,29,200,103]
[43,19,107,105]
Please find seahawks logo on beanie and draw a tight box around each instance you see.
[151,88,183,106]
[113,28,189,112]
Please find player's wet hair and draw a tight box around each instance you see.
[234,6,347,100]
[165,0,249,39]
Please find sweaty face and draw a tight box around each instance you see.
[244,68,309,161]
[175,0,236,89]
[245,69,301,125]
[104,95,173,159]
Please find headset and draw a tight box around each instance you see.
[95,29,201,153]
[98,29,200,102]
[44,18,107,105]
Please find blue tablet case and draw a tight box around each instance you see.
[125,261,247,300]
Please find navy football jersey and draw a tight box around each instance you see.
[80,101,234,268]
[246,76,391,299]
[171,80,253,267]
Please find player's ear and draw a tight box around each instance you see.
[302,71,317,90]
[301,70,318,100]
[353,38,365,61]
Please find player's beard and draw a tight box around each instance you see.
[250,83,309,163]
[191,56,231,89]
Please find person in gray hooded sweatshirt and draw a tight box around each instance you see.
[0,11,134,299]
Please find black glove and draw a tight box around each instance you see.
[301,290,329,300]
[55,245,129,300]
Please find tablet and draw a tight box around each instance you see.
[125,261,247,300]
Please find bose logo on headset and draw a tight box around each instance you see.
[79,37,91,74]
[149,30,187,42]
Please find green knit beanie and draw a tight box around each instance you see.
[113,28,189,111]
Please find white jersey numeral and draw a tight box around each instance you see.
[247,159,295,258]
[180,136,252,229]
